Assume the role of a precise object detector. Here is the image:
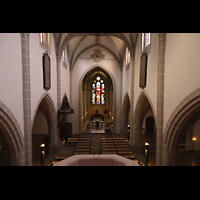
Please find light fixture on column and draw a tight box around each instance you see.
[145,142,149,166]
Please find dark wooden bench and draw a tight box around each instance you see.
[100,137,113,140]
[100,140,113,142]
[113,142,128,145]
[113,140,127,143]
[116,147,132,151]
[73,151,90,155]
[76,145,91,149]
[117,150,134,155]
[74,149,90,152]
[112,137,125,140]
[115,144,130,148]
[68,138,79,141]
[77,142,91,146]
[101,151,117,154]
[101,145,115,148]
[79,138,91,141]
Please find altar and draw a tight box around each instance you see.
[92,120,103,128]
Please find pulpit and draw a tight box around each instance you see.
[57,95,74,142]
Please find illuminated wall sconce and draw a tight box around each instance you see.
[145,142,149,166]
[40,143,45,166]
[192,137,196,141]
[192,137,196,151]
[127,125,130,141]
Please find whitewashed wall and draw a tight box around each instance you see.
[164,33,200,130]
[0,33,24,136]
[60,45,71,101]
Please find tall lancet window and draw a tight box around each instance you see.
[142,33,151,53]
[92,76,105,105]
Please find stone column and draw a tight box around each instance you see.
[21,33,32,166]
[156,33,166,166]
[129,52,135,149]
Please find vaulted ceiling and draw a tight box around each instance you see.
[53,33,138,70]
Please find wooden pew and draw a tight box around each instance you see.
[76,145,91,149]
[74,151,90,155]
[117,150,134,155]
[116,147,132,151]
[115,144,130,148]
[101,151,117,154]
[101,145,115,148]
[79,137,91,141]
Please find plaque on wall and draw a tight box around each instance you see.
[139,53,148,89]
[43,52,51,91]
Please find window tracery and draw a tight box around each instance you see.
[92,76,105,105]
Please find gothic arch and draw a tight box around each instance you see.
[79,64,117,134]
[130,90,157,152]
[31,92,58,154]
[0,100,25,166]
[163,87,200,165]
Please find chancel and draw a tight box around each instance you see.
[0,33,200,166]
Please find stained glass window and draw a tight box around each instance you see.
[126,47,130,69]
[146,33,151,46]
[39,33,50,52]
[40,33,44,44]
[91,76,105,105]
[142,33,151,53]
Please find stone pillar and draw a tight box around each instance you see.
[21,33,32,166]
[129,53,135,149]
[156,33,166,166]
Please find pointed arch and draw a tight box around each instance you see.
[163,88,200,165]
[79,64,117,134]
[31,92,58,154]
[130,90,157,152]
[0,100,25,165]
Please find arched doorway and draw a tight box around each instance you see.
[81,66,114,133]
[32,105,49,166]
[31,93,57,166]
[131,91,157,165]
[163,88,200,165]
[145,116,155,134]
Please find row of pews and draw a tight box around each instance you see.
[51,137,143,166]
[100,137,140,164]
[51,137,91,165]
